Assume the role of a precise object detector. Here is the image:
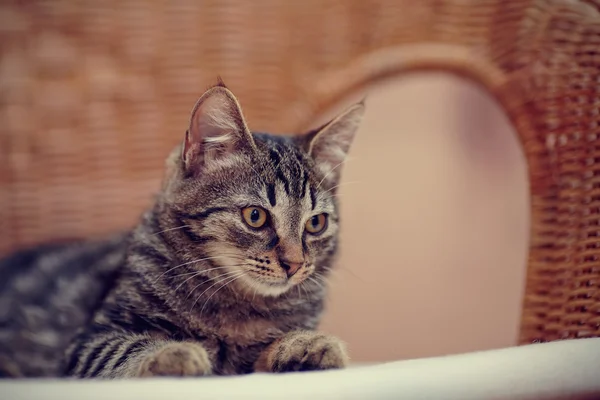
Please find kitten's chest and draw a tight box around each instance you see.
[189,317,281,375]
[189,306,318,375]
[195,310,295,346]
[189,297,319,345]
[220,316,287,345]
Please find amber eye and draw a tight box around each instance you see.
[305,213,328,235]
[242,207,268,229]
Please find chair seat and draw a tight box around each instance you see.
[3,338,599,400]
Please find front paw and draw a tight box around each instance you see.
[265,331,349,373]
[137,342,212,377]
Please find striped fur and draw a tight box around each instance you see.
[0,82,363,378]
[0,236,128,377]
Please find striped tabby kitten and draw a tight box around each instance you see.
[0,81,364,378]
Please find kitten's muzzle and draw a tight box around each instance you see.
[279,259,302,278]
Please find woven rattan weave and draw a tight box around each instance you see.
[1,0,599,344]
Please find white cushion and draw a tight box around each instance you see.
[3,338,599,400]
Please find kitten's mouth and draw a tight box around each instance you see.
[247,270,289,286]
[240,269,294,296]
[231,256,312,296]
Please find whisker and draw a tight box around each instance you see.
[336,266,366,283]
[316,158,353,190]
[297,280,310,300]
[310,274,332,301]
[322,180,360,196]
[312,273,331,289]
[171,270,206,279]
[153,255,245,284]
[152,225,191,236]
[184,269,244,302]
[171,264,243,280]
[300,278,314,291]
[199,272,247,316]
[243,158,266,184]
[252,283,259,303]
[174,264,246,293]
[180,265,240,299]
[190,271,246,313]
[306,276,325,289]
[174,271,205,292]
[315,272,329,283]
[301,281,310,297]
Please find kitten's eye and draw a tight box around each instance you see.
[242,207,268,229]
[305,213,328,235]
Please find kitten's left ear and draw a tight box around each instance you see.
[182,81,256,175]
[304,101,365,184]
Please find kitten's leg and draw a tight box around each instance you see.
[254,331,349,373]
[65,331,212,378]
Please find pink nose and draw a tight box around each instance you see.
[280,259,302,278]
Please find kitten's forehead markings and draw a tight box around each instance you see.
[264,181,313,241]
[271,183,298,237]
[303,181,314,211]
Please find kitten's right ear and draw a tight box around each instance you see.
[182,81,255,175]
[302,101,365,186]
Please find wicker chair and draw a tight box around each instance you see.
[1,0,599,345]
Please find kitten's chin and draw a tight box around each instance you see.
[237,274,292,297]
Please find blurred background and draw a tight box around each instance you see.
[0,1,529,362]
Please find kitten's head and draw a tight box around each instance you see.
[161,81,363,297]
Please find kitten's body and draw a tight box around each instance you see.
[0,236,128,377]
[0,83,363,379]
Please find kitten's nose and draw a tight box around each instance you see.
[280,259,303,278]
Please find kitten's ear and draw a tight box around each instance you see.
[304,101,364,184]
[182,81,255,174]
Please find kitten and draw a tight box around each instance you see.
[0,80,364,378]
